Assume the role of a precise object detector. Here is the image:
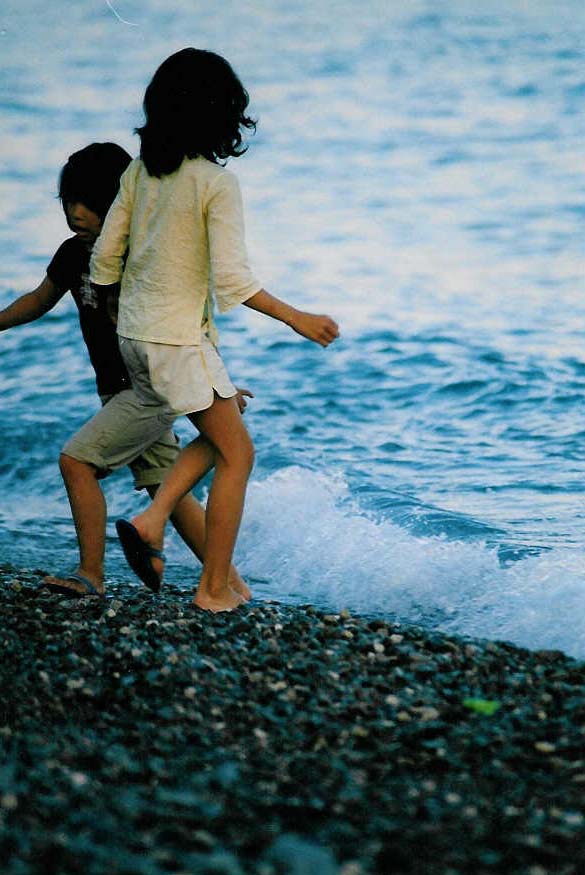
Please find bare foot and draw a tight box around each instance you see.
[192,586,245,613]
[228,566,252,601]
[42,569,104,597]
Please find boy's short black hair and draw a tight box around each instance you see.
[58,142,132,221]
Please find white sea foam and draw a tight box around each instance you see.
[222,467,585,659]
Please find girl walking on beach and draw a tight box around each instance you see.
[90,48,339,612]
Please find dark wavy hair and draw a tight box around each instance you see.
[58,142,132,220]
[136,48,256,177]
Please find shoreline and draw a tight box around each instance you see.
[1,562,584,874]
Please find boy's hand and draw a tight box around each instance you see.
[106,287,120,325]
[235,387,254,413]
[289,311,339,347]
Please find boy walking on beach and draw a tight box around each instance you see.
[0,142,250,599]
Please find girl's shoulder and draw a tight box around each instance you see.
[120,157,143,189]
[133,156,239,189]
[124,156,143,176]
[181,156,236,182]
[179,158,241,201]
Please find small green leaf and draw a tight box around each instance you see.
[463,698,501,716]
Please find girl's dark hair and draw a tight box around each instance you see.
[136,48,256,177]
[59,142,132,220]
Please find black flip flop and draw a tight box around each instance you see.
[115,519,165,593]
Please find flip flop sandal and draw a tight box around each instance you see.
[43,572,104,598]
[115,519,165,593]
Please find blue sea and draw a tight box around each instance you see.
[1,0,584,656]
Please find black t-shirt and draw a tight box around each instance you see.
[47,236,131,396]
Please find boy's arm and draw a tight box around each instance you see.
[235,386,254,413]
[104,284,120,326]
[0,275,66,331]
[243,288,339,348]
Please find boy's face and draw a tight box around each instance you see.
[65,202,102,247]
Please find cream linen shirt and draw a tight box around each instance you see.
[90,156,262,346]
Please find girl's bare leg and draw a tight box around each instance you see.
[126,437,219,582]
[145,489,251,600]
[128,397,254,611]
[190,397,254,611]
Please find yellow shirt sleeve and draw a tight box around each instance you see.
[206,170,262,313]
[90,161,136,285]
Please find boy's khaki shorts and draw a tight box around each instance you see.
[62,389,180,490]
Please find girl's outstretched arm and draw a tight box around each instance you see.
[243,289,339,348]
[206,170,338,346]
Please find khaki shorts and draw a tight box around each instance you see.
[62,389,180,490]
[119,334,236,416]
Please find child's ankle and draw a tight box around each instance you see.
[199,577,230,597]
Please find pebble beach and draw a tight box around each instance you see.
[1,564,585,875]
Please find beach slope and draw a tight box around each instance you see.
[1,564,584,874]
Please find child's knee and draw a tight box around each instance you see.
[59,452,99,481]
[242,434,255,473]
[59,452,77,478]
[226,433,254,474]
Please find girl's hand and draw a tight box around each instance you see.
[289,311,340,347]
[235,386,254,413]
[242,290,339,347]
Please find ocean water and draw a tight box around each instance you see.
[1,0,584,656]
